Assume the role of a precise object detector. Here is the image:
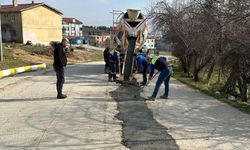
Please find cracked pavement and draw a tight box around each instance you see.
[144,78,250,150]
[0,61,250,150]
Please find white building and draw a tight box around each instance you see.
[144,37,155,50]
[62,17,83,37]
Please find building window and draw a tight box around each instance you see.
[11,16,15,22]
[71,27,75,31]
[63,24,69,28]
[152,40,154,42]
[4,14,8,18]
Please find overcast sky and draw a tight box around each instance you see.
[1,0,165,26]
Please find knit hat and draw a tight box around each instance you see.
[62,38,69,43]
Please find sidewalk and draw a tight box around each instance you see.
[0,62,127,150]
[143,77,250,150]
[0,68,49,90]
[1,64,249,149]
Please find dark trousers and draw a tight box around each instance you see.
[142,64,148,84]
[104,60,110,73]
[116,62,119,73]
[109,62,116,80]
[54,66,65,95]
[152,68,171,97]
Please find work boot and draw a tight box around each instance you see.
[57,94,67,99]
[146,96,155,101]
[140,82,146,86]
[160,95,168,99]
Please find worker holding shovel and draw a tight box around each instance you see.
[136,49,149,86]
[147,54,173,101]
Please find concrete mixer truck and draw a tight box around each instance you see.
[112,9,147,81]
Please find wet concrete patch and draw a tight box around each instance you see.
[110,84,180,150]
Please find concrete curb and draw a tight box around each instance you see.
[0,63,46,78]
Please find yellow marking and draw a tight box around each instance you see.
[0,71,3,77]
[0,64,46,78]
[24,66,32,71]
[10,68,17,74]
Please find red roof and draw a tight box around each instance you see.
[0,3,63,15]
[67,36,76,39]
[63,18,83,24]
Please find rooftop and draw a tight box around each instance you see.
[0,2,63,15]
[63,18,83,24]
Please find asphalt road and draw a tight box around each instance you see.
[0,61,250,150]
[0,62,127,150]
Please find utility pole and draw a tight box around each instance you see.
[0,0,3,61]
[109,10,123,48]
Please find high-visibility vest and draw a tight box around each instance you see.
[112,49,120,61]
[151,56,159,65]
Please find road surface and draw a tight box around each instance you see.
[0,61,250,150]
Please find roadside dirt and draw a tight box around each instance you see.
[13,49,53,65]
[13,47,103,67]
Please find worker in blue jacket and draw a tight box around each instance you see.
[136,50,149,86]
[147,55,172,101]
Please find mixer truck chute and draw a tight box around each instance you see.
[117,9,147,81]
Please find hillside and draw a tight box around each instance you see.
[0,43,104,70]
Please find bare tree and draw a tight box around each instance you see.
[149,0,250,101]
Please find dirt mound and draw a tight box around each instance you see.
[13,49,53,65]
[13,47,102,67]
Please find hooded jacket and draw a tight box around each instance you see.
[149,57,168,77]
[53,43,67,67]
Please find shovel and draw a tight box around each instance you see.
[140,71,159,92]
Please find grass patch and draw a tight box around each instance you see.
[0,44,30,70]
[88,50,103,61]
[172,65,250,114]
[159,51,172,56]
